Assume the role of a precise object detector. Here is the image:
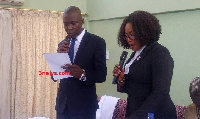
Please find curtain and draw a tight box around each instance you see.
[0,10,12,119]
[0,9,66,119]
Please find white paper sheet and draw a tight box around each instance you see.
[43,53,72,80]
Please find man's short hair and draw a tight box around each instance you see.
[189,76,200,96]
[64,6,81,15]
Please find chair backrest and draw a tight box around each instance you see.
[112,99,127,119]
[98,97,187,119]
[175,105,187,119]
[112,100,187,119]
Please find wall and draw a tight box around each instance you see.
[87,0,200,21]
[0,0,86,12]
[157,10,200,105]
[87,1,200,106]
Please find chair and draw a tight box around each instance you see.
[98,97,187,119]
[112,99,127,119]
[175,105,187,119]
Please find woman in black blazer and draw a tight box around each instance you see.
[113,11,177,119]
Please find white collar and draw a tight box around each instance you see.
[135,45,146,55]
[74,29,85,42]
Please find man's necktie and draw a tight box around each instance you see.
[68,38,76,63]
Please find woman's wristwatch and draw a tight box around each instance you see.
[79,69,86,81]
[118,77,125,83]
[118,80,124,83]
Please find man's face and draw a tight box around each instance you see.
[63,12,84,38]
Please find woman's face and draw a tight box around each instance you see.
[125,22,142,51]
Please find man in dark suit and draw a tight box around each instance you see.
[54,6,107,119]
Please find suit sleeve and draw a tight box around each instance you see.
[84,37,107,84]
[130,47,174,118]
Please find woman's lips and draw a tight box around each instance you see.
[129,44,134,49]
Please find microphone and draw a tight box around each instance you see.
[112,51,128,84]
[65,35,71,42]
[58,35,71,48]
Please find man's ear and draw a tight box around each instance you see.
[81,18,84,25]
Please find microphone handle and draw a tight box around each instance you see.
[112,51,128,84]
[112,75,119,84]
[112,60,124,84]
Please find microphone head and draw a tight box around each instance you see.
[120,51,128,60]
[65,35,71,42]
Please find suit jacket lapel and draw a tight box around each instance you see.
[131,42,158,65]
[74,31,89,64]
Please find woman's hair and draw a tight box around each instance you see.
[118,11,162,49]
[189,76,200,96]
